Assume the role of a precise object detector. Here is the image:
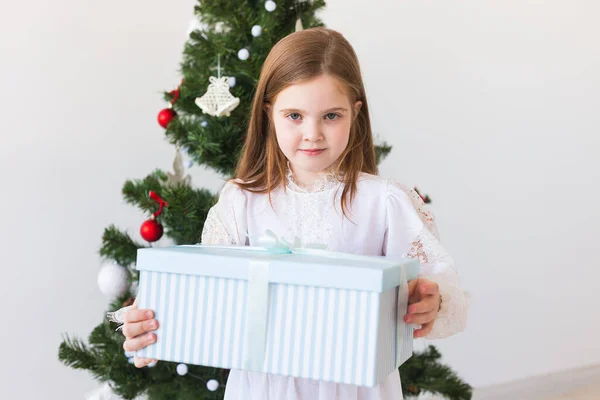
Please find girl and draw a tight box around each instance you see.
[118,27,469,399]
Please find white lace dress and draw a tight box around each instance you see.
[201,171,470,400]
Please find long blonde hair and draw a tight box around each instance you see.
[235,27,377,215]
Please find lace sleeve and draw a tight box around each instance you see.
[384,180,470,339]
[201,206,237,245]
[106,305,134,330]
[405,227,470,339]
[200,181,248,245]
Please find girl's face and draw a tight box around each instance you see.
[269,74,362,184]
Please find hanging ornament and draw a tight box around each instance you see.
[293,1,304,32]
[251,25,262,37]
[265,0,277,12]
[157,108,176,129]
[157,80,183,128]
[140,219,163,242]
[195,55,240,117]
[176,363,188,376]
[195,77,240,116]
[97,262,130,299]
[228,77,236,88]
[140,191,168,242]
[207,379,220,391]
[201,120,208,127]
[237,48,250,61]
[166,148,192,187]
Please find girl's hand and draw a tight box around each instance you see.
[403,278,441,338]
[122,299,159,368]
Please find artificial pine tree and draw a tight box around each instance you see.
[58,1,470,399]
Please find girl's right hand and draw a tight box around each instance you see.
[122,298,159,368]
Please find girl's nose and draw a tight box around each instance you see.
[303,121,323,142]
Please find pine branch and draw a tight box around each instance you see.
[59,335,104,374]
[400,346,472,400]
[122,169,169,211]
[159,186,217,245]
[100,225,145,268]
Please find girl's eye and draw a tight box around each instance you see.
[325,113,340,120]
[287,113,302,121]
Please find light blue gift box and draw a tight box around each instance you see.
[135,244,419,387]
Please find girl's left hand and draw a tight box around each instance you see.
[403,278,441,338]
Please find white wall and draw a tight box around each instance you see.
[1,1,598,399]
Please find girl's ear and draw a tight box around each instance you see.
[353,101,363,120]
[264,102,272,118]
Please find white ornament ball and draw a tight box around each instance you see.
[228,77,236,88]
[251,25,262,37]
[207,379,219,391]
[201,121,208,127]
[176,363,188,376]
[237,48,250,61]
[97,262,129,299]
[265,1,277,12]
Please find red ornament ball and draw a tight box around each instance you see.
[157,108,176,128]
[140,218,164,242]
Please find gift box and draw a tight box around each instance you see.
[135,243,419,387]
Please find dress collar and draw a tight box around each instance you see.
[285,161,342,193]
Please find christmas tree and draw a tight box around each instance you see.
[58,1,471,399]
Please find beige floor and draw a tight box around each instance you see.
[470,364,600,400]
[547,383,600,400]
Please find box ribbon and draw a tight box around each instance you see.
[242,259,271,371]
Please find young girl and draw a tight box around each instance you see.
[118,27,469,399]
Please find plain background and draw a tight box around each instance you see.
[1,0,599,398]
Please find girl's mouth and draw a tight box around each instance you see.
[299,149,325,156]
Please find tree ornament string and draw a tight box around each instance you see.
[149,190,168,217]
